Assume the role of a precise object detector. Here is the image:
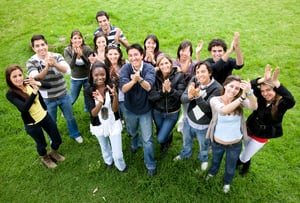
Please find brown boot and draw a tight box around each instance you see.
[41,155,57,168]
[48,149,65,162]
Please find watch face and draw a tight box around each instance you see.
[101,107,109,120]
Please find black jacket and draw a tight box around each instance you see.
[6,82,50,125]
[247,78,295,138]
[148,67,185,113]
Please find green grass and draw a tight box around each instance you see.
[0,0,299,202]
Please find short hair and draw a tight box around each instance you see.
[177,40,193,59]
[31,34,47,47]
[143,34,159,54]
[95,10,109,21]
[194,61,213,79]
[208,39,227,52]
[126,43,144,55]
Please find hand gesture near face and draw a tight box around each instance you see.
[162,79,171,93]
[240,80,251,97]
[196,39,204,54]
[106,84,117,97]
[74,46,83,58]
[188,82,200,99]
[93,89,104,103]
[130,70,142,83]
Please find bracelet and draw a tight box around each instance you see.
[246,89,254,97]
[139,79,144,84]
[240,96,246,101]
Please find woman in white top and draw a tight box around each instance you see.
[206,75,257,193]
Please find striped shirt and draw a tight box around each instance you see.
[94,25,126,46]
[26,52,70,99]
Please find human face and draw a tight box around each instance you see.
[179,46,191,61]
[195,64,211,85]
[97,16,110,32]
[71,34,83,48]
[224,80,241,99]
[260,84,276,102]
[92,67,106,86]
[106,49,120,65]
[10,69,24,88]
[128,49,143,70]
[158,57,172,77]
[96,36,107,51]
[32,39,48,58]
[210,46,225,62]
[145,38,156,53]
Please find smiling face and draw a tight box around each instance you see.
[32,39,48,58]
[128,48,143,70]
[92,67,107,86]
[224,80,241,99]
[106,48,120,65]
[97,15,110,32]
[71,34,83,48]
[179,46,191,61]
[210,46,225,62]
[158,57,172,77]
[260,83,276,102]
[145,38,156,53]
[10,69,24,88]
[195,64,211,85]
[96,36,107,51]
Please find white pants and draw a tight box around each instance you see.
[240,136,267,163]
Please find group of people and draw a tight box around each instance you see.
[5,10,295,193]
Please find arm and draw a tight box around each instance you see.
[64,46,76,68]
[6,88,38,113]
[195,40,204,62]
[107,85,119,112]
[233,32,244,66]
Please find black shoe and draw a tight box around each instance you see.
[105,163,114,169]
[236,158,243,169]
[240,160,251,175]
[121,166,128,173]
[147,168,157,176]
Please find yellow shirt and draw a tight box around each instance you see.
[26,86,47,124]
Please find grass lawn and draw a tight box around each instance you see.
[0,0,299,202]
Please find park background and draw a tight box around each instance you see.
[0,0,299,202]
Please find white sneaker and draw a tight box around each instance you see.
[173,155,182,161]
[205,173,214,181]
[223,184,230,193]
[75,136,83,144]
[201,162,208,170]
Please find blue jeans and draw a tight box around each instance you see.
[153,109,179,144]
[25,113,62,156]
[179,119,210,162]
[44,94,81,139]
[209,141,242,185]
[125,109,156,170]
[70,78,89,111]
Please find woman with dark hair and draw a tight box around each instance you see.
[148,53,185,154]
[237,65,295,175]
[64,29,93,111]
[89,32,108,64]
[206,75,257,193]
[5,65,64,168]
[143,34,162,66]
[84,62,127,172]
[173,40,197,133]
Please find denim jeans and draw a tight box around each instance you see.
[25,113,62,156]
[209,141,242,185]
[125,109,156,170]
[179,119,210,162]
[153,109,179,144]
[70,78,89,111]
[44,94,81,139]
